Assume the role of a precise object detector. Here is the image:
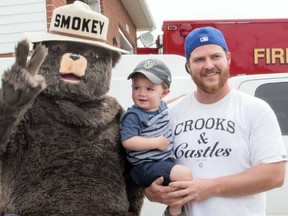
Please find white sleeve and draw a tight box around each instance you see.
[248,99,287,165]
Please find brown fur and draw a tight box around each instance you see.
[0,40,144,216]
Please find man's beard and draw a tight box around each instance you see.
[191,67,230,94]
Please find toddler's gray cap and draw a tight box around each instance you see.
[127,58,172,87]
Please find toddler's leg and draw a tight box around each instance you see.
[170,164,192,182]
[168,164,192,216]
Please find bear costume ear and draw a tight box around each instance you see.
[112,51,121,68]
[66,0,89,4]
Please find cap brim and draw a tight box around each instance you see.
[24,32,129,54]
[127,71,163,84]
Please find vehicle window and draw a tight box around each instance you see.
[255,82,288,135]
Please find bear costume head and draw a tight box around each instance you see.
[0,1,143,215]
[26,0,127,102]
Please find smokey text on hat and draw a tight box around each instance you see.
[54,14,105,35]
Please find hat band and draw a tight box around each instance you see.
[49,30,107,43]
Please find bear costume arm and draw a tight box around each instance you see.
[0,40,47,156]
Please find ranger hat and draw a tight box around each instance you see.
[24,1,128,53]
[127,59,172,87]
[185,26,228,59]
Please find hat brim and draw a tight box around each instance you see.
[127,71,163,85]
[24,32,129,54]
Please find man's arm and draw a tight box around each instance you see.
[145,161,286,206]
[206,161,285,196]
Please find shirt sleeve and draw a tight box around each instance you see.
[248,99,287,165]
[120,112,142,142]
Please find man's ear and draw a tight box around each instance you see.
[185,61,191,74]
[227,52,232,65]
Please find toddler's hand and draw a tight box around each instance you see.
[156,135,170,151]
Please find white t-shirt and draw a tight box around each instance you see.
[170,89,287,216]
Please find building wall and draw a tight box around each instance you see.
[101,0,137,52]
[0,0,47,57]
[46,0,67,30]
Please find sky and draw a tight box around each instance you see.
[144,0,288,37]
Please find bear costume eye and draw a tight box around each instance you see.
[84,50,99,59]
[51,44,65,53]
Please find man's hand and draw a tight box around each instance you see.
[167,162,286,207]
[145,177,216,207]
[144,177,180,205]
[167,179,215,207]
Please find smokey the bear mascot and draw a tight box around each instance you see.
[0,1,143,215]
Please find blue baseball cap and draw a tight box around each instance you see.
[184,26,228,59]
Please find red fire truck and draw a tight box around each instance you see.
[137,18,288,76]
